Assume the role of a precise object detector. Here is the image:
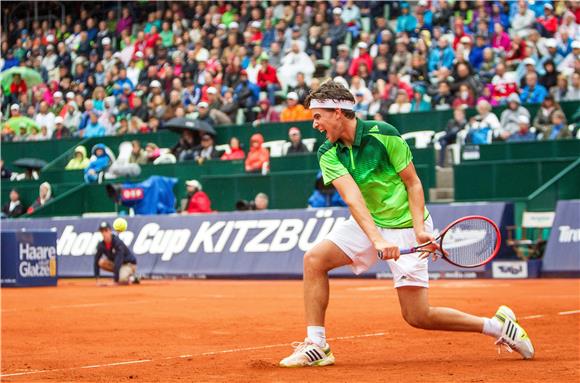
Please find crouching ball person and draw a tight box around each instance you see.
[279,80,534,367]
[95,221,139,285]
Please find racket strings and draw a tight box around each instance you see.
[440,219,498,267]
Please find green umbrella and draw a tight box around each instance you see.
[4,116,40,135]
[0,67,43,88]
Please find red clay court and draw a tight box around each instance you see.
[2,278,579,382]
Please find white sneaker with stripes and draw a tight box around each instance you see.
[279,338,335,367]
[494,305,535,359]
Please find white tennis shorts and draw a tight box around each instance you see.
[326,216,434,288]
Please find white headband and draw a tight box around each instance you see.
[309,99,355,111]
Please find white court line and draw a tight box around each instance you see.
[521,315,544,319]
[0,331,386,378]
[558,309,580,316]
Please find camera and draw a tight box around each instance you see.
[235,199,256,211]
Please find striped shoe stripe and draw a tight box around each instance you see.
[312,349,323,360]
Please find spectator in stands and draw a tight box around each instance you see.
[129,140,148,165]
[26,182,52,214]
[466,100,501,144]
[499,94,531,140]
[172,130,198,162]
[182,179,212,214]
[65,146,90,170]
[511,1,536,38]
[520,72,548,104]
[245,133,269,173]
[253,192,269,211]
[84,144,112,183]
[326,8,348,56]
[35,101,55,136]
[452,84,476,109]
[308,171,347,208]
[428,37,455,80]
[221,137,245,161]
[388,90,412,114]
[507,115,536,142]
[2,189,25,218]
[83,112,105,138]
[145,143,161,163]
[536,3,558,38]
[194,134,221,164]
[437,107,467,167]
[279,40,315,89]
[289,72,311,104]
[543,110,571,140]
[52,116,71,140]
[9,73,27,104]
[565,72,580,101]
[254,99,280,126]
[195,102,215,128]
[234,70,260,121]
[280,92,311,122]
[533,95,561,135]
[256,53,281,106]
[431,81,454,110]
[1,159,12,179]
[62,101,81,135]
[286,127,309,156]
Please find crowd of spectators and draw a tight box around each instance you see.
[0,1,578,147]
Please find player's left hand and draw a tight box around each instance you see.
[415,231,441,261]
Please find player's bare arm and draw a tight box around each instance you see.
[332,173,400,260]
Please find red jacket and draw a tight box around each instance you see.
[186,191,212,213]
[257,65,280,88]
[245,134,270,172]
[348,53,373,76]
[221,147,245,161]
[10,80,27,95]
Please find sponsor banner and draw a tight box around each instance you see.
[1,231,58,287]
[542,200,580,275]
[1,202,512,278]
[492,261,528,279]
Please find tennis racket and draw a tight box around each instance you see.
[378,215,501,268]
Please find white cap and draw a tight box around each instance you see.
[66,91,75,99]
[544,3,553,9]
[507,93,521,103]
[135,51,144,58]
[418,0,428,6]
[150,80,161,88]
[572,40,580,49]
[545,38,557,48]
[53,91,63,98]
[46,44,55,50]
[197,101,209,108]
[229,21,239,29]
[460,36,471,44]
[333,7,342,15]
[10,104,20,111]
[46,34,55,43]
[518,115,530,124]
[251,21,261,28]
[357,41,368,49]
[286,92,299,100]
[523,57,536,66]
[218,23,226,30]
[102,37,111,45]
[185,179,202,190]
[55,116,64,124]
[207,87,217,95]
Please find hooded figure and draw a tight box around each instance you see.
[84,143,114,183]
[65,145,90,170]
[27,182,52,214]
[307,172,347,208]
[244,133,270,173]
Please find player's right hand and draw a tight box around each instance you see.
[375,240,400,261]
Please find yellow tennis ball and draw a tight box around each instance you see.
[113,218,128,232]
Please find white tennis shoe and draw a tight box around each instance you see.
[494,305,535,359]
[279,338,335,367]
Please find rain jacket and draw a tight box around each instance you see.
[244,134,270,173]
[65,146,90,170]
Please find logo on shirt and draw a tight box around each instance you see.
[369,126,380,133]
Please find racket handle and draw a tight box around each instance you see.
[377,247,416,260]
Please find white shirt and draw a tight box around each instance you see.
[35,112,56,136]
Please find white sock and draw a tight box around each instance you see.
[307,326,326,347]
[482,317,503,338]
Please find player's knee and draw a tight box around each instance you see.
[303,250,327,273]
[98,258,111,270]
[402,309,431,329]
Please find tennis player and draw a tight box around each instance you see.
[279,81,534,367]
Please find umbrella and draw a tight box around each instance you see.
[0,67,43,88]
[12,158,47,170]
[163,117,216,136]
[4,116,40,135]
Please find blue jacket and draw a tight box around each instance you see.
[308,190,347,208]
[234,80,260,107]
[469,45,488,70]
[520,84,548,104]
[84,121,105,137]
[428,46,455,73]
[85,144,111,174]
[396,14,417,33]
[94,235,136,282]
